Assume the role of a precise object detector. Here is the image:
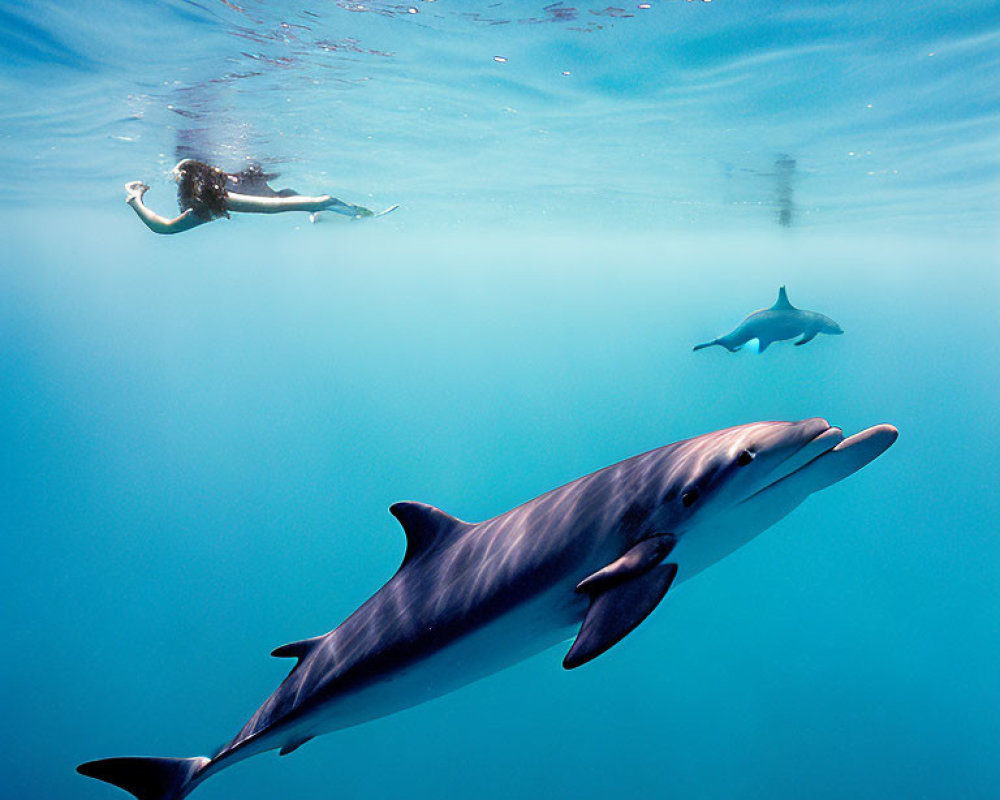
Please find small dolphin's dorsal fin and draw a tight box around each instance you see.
[390,501,467,566]
[271,636,322,662]
[771,285,795,311]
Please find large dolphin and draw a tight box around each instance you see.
[694,286,843,353]
[79,418,897,800]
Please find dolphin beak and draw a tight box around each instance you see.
[815,424,898,485]
[742,423,897,505]
[784,426,844,473]
[759,424,898,499]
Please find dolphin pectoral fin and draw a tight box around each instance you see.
[574,535,676,594]
[757,338,773,353]
[795,332,817,346]
[564,562,678,669]
[279,737,314,757]
[566,536,678,670]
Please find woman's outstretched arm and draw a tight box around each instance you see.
[125,182,205,235]
[225,191,374,217]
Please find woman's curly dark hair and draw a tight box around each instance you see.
[175,159,230,220]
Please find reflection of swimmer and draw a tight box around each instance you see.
[125,160,395,235]
[722,154,797,228]
[773,155,796,227]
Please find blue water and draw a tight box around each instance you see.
[1,2,998,799]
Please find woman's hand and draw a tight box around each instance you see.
[124,181,150,205]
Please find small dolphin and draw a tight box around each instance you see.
[78,418,897,800]
[694,286,843,353]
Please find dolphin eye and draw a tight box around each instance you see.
[681,489,699,507]
[736,449,755,467]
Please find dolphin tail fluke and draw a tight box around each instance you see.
[694,338,741,352]
[77,756,210,800]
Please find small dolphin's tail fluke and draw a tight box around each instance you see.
[694,338,741,352]
[77,756,210,800]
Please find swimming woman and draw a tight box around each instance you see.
[125,160,395,234]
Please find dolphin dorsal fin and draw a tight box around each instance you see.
[271,636,322,662]
[771,285,795,311]
[390,501,467,566]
